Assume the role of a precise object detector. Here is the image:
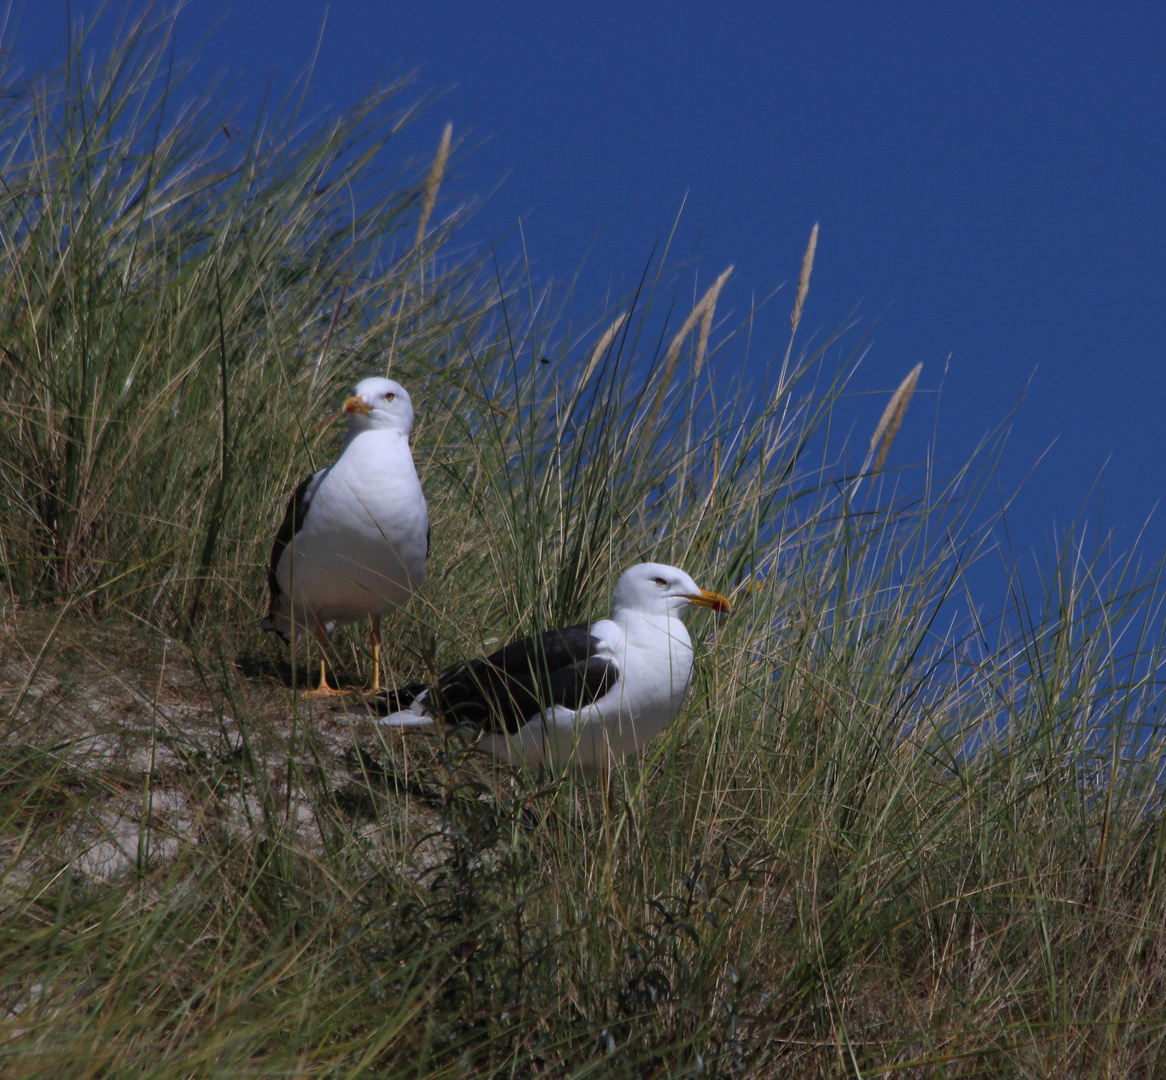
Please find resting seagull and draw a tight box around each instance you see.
[260,377,429,697]
[381,562,729,772]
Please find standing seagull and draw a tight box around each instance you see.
[381,562,729,772]
[261,377,429,697]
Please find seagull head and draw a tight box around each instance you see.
[611,562,731,619]
[343,377,415,434]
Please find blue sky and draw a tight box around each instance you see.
[19,2,1166,595]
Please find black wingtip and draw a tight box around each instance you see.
[374,684,427,715]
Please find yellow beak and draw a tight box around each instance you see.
[344,395,371,416]
[684,588,731,614]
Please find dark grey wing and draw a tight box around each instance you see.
[430,624,608,733]
[264,472,316,639]
[546,655,619,712]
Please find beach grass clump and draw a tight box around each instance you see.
[2,10,1166,1078]
[0,9,484,624]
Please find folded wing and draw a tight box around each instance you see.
[389,624,620,733]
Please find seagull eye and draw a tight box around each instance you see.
[653,577,668,587]
[385,392,396,402]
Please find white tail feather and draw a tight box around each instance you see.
[380,713,434,728]
[380,698,433,728]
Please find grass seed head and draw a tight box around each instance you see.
[695,265,732,378]
[790,222,818,334]
[645,265,733,435]
[870,361,922,472]
[578,311,629,391]
[415,121,452,250]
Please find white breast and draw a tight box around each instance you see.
[602,611,694,754]
[277,428,428,629]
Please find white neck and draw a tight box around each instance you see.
[342,425,406,451]
[617,607,691,644]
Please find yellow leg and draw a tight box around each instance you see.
[303,626,345,698]
[370,616,382,696]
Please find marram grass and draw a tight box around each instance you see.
[3,11,1166,1079]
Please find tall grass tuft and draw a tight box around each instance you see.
[0,9,482,621]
